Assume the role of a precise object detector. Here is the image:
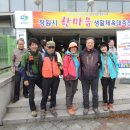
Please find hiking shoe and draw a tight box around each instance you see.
[31,110,37,117]
[103,103,108,111]
[50,107,58,117]
[40,109,46,118]
[67,108,75,116]
[93,108,100,115]
[71,104,77,111]
[108,104,114,112]
[83,108,89,115]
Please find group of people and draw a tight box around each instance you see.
[11,37,118,118]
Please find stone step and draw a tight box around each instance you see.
[3,103,130,125]
[7,97,130,113]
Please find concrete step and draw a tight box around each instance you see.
[3,103,130,125]
[7,95,130,113]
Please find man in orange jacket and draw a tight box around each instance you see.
[40,41,62,118]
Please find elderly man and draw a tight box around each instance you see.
[11,38,28,103]
[80,37,101,115]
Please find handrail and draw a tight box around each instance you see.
[0,66,11,71]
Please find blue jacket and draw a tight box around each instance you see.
[99,52,118,79]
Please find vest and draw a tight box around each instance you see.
[42,57,60,78]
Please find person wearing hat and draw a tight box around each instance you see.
[40,41,62,117]
[99,43,118,112]
[63,41,80,115]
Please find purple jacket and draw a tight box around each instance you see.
[79,48,101,79]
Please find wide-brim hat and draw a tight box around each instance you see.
[68,42,78,49]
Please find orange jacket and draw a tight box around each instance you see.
[42,57,60,78]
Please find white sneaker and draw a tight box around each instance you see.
[31,110,37,117]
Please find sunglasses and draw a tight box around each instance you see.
[48,46,55,49]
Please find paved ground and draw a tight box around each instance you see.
[1,116,130,130]
[2,75,130,128]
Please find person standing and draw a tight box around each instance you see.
[21,38,42,117]
[80,37,101,115]
[108,39,118,88]
[63,42,80,116]
[99,43,118,112]
[11,38,28,103]
[40,41,62,117]
[108,39,118,59]
[39,39,47,60]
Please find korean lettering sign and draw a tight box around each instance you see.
[33,12,130,29]
[117,30,130,78]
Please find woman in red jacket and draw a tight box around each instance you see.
[63,41,80,115]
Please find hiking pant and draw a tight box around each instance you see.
[82,77,99,109]
[101,77,115,104]
[28,78,42,111]
[14,71,28,99]
[64,79,78,108]
[41,77,60,110]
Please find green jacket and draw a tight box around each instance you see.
[21,51,42,80]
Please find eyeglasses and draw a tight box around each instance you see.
[48,46,55,49]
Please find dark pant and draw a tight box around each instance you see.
[101,77,115,104]
[28,78,42,111]
[14,71,28,99]
[64,80,78,108]
[82,77,99,109]
[41,77,60,110]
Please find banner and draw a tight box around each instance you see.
[117,30,130,78]
[33,12,130,29]
[15,11,130,29]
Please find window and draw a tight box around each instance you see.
[93,1,107,12]
[25,0,42,11]
[10,0,24,12]
[123,2,130,12]
[0,0,9,12]
[77,1,87,12]
[60,0,75,12]
[43,0,59,11]
[108,1,122,12]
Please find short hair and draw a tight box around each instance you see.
[28,38,39,46]
[100,43,109,51]
[17,38,24,44]
[108,39,114,43]
[40,39,47,48]
[86,37,95,42]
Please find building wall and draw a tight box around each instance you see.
[0,0,130,13]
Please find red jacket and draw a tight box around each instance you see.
[63,54,80,80]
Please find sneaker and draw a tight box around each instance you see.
[67,108,75,116]
[108,104,114,112]
[50,107,58,117]
[83,108,89,115]
[93,108,100,115]
[31,110,37,117]
[71,104,77,111]
[103,103,108,111]
[40,109,46,118]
